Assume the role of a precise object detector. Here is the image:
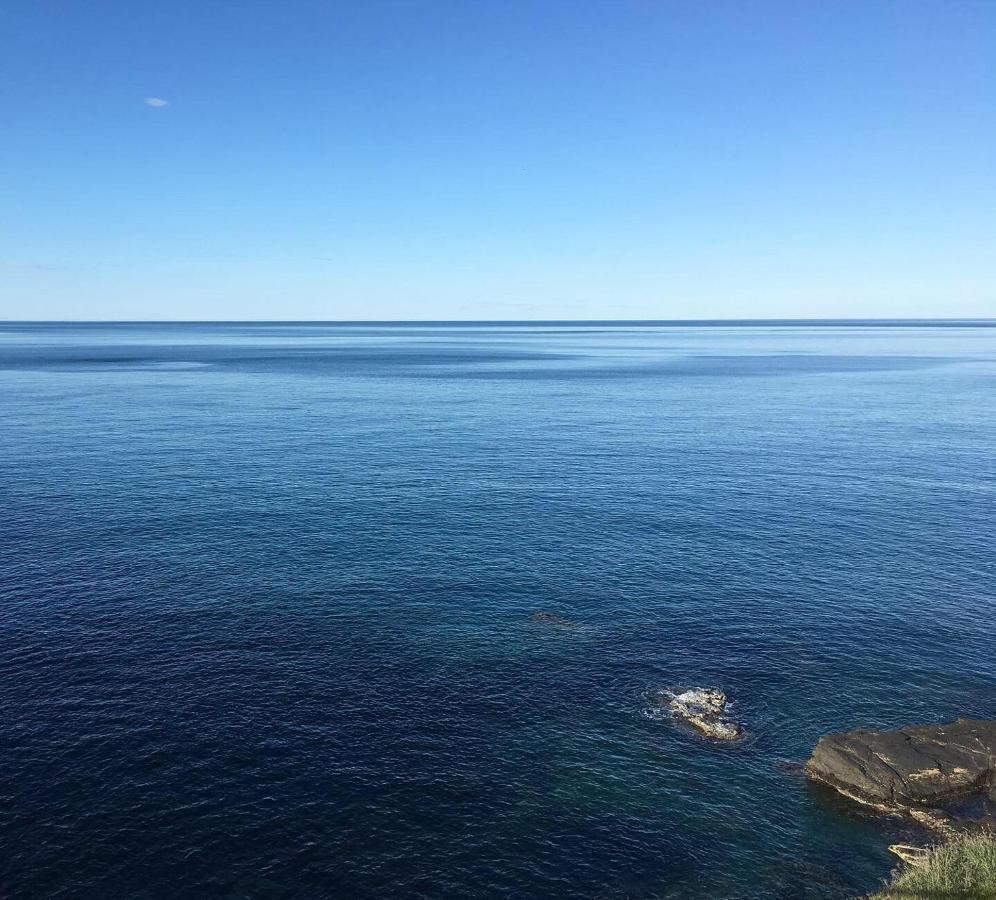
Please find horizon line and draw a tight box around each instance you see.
[2,318,995,327]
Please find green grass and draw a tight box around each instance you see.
[871,832,996,899]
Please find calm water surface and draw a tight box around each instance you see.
[1,322,995,899]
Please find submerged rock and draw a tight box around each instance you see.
[773,759,807,777]
[531,611,574,627]
[652,688,743,741]
[805,718,996,831]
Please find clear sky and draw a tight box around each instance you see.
[1,1,993,320]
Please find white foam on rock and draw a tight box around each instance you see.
[645,687,744,741]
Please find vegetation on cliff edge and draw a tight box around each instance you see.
[871,832,996,899]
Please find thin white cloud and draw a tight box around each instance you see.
[0,259,66,271]
[144,97,169,108]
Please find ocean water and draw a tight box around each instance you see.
[1,321,994,900]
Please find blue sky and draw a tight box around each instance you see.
[1,1,993,320]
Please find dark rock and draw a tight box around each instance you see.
[806,718,996,820]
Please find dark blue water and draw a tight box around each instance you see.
[2,322,994,899]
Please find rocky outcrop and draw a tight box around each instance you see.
[806,718,996,832]
[889,844,931,866]
[650,688,743,741]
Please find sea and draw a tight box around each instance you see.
[1,321,994,899]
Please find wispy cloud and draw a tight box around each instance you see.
[0,259,66,272]
[144,97,169,108]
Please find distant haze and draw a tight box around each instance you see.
[1,1,993,320]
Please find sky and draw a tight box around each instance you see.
[1,1,993,320]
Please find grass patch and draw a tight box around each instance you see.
[871,832,996,899]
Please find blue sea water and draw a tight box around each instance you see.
[1,321,994,899]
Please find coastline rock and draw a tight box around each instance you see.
[805,718,996,829]
[889,844,931,867]
[652,688,743,741]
